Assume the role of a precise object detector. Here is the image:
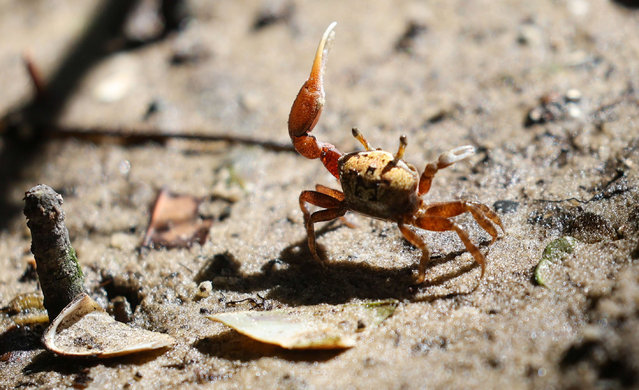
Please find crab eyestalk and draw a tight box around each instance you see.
[351,128,372,151]
[394,135,408,161]
[288,22,342,179]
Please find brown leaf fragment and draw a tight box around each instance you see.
[142,189,213,248]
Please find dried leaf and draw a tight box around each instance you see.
[142,189,213,248]
[42,293,174,358]
[207,299,398,350]
[360,299,399,327]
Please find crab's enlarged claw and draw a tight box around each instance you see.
[288,22,342,179]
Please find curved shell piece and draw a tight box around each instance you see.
[207,299,398,350]
[209,310,356,349]
[42,293,174,358]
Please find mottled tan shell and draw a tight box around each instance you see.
[338,150,419,219]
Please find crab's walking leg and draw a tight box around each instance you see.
[299,190,345,262]
[314,184,358,228]
[288,22,342,179]
[419,145,475,195]
[315,184,345,200]
[413,215,486,279]
[398,223,431,284]
[424,201,505,243]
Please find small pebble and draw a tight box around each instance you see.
[517,24,543,47]
[565,89,582,102]
[566,103,582,119]
[567,0,590,17]
[493,200,519,214]
[92,56,137,103]
[118,160,131,176]
[195,281,213,300]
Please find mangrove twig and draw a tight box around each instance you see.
[23,184,86,320]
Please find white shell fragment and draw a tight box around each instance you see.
[42,293,175,358]
[207,299,398,350]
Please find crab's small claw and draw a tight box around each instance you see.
[288,22,342,179]
[419,145,476,196]
[438,145,475,167]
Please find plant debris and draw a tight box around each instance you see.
[395,21,428,53]
[224,293,271,311]
[1,292,49,326]
[142,188,213,248]
[524,90,583,127]
[42,293,174,358]
[207,299,398,350]
[534,236,577,287]
[252,0,294,31]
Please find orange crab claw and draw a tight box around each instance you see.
[288,22,342,179]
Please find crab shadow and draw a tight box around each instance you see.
[198,222,493,305]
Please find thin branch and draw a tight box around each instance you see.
[22,52,46,101]
[46,125,296,153]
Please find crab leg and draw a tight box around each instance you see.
[299,190,345,262]
[314,184,345,201]
[288,22,342,179]
[398,223,431,284]
[423,201,505,242]
[412,215,486,280]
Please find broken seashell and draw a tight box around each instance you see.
[42,293,174,358]
[211,310,355,349]
[207,299,398,350]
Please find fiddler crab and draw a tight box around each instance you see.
[288,22,504,285]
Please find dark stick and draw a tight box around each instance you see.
[46,125,296,153]
[22,52,47,101]
[24,184,85,320]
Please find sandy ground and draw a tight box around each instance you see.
[1,0,639,388]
